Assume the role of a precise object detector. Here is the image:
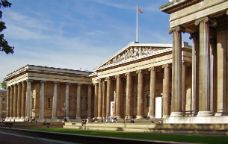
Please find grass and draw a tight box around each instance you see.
[31,128,228,144]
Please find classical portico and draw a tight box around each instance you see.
[92,42,192,121]
[161,0,228,123]
[5,65,93,122]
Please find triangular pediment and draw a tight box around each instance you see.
[97,42,172,70]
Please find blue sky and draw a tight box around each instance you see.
[0,0,176,81]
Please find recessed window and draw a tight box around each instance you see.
[47,98,52,109]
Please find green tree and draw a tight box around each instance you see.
[0,0,13,54]
[0,81,6,89]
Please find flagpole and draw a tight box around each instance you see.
[136,4,139,43]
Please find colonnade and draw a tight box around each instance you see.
[171,16,228,117]
[93,63,190,120]
[7,80,93,121]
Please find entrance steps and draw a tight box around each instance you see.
[64,122,228,134]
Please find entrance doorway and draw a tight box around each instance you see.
[155,97,162,118]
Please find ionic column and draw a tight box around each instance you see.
[170,26,183,117]
[106,78,111,118]
[16,83,21,118]
[97,80,102,119]
[65,83,69,119]
[115,75,121,119]
[149,67,156,119]
[215,21,227,116]
[6,86,10,118]
[52,82,58,119]
[76,84,81,120]
[10,85,13,118]
[190,32,199,116]
[125,72,132,119]
[21,82,26,118]
[39,81,45,121]
[13,84,17,118]
[87,85,92,119]
[94,83,98,118]
[182,62,186,116]
[163,64,171,118]
[26,80,32,120]
[195,17,212,116]
[136,70,143,119]
[102,80,106,118]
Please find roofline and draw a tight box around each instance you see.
[96,42,173,70]
[5,64,93,81]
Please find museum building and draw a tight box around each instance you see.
[4,0,228,124]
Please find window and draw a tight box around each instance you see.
[47,98,52,109]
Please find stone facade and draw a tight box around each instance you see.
[161,0,228,123]
[4,65,93,122]
[91,42,192,121]
[0,89,7,120]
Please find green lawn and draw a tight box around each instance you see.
[31,128,228,144]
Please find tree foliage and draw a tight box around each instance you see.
[0,0,13,54]
[1,81,6,89]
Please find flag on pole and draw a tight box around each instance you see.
[137,7,144,14]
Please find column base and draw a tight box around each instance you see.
[214,112,227,116]
[136,115,143,119]
[170,112,183,117]
[163,115,170,118]
[125,115,132,120]
[197,111,213,117]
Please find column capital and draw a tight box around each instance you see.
[162,64,170,69]
[169,26,184,34]
[136,69,142,74]
[105,77,110,81]
[65,82,70,86]
[195,17,209,26]
[125,72,131,76]
[115,75,120,79]
[26,79,33,83]
[148,67,155,72]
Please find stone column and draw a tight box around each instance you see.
[94,83,98,118]
[39,81,45,121]
[26,80,32,120]
[195,17,212,116]
[215,22,227,116]
[115,75,121,119]
[102,80,106,118]
[136,70,143,119]
[163,64,171,118]
[21,82,26,118]
[10,85,13,118]
[17,83,21,118]
[182,62,186,116]
[76,84,81,120]
[87,85,92,119]
[6,86,10,118]
[170,26,183,117]
[13,84,17,118]
[125,72,132,119]
[106,78,111,118]
[52,82,58,119]
[97,80,102,119]
[190,32,199,116]
[149,67,156,119]
[65,83,69,120]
